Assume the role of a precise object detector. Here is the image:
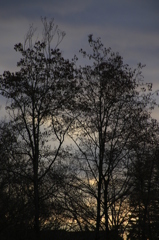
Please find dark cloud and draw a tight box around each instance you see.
[0,0,158,85]
[0,0,159,119]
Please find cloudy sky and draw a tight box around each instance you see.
[0,0,159,118]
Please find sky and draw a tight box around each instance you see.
[0,0,159,118]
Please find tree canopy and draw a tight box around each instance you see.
[0,19,159,240]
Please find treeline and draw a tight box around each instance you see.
[0,18,159,240]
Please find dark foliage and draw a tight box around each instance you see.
[0,20,158,240]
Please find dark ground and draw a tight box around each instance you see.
[0,229,123,240]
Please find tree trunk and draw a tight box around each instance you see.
[34,168,40,239]
[104,179,109,240]
[96,176,102,240]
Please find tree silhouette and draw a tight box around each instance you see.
[127,124,159,240]
[0,21,158,240]
[0,18,77,238]
[69,35,156,240]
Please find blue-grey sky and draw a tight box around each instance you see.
[0,0,159,118]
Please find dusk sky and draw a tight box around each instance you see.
[0,0,159,118]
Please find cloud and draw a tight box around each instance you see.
[44,0,94,15]
[0,0,94,20]
[0,0,158,89]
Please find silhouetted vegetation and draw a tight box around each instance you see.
[0,18,159,240]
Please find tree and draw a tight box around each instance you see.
[0,21,158,240]
[69,35,156,240]
[0,18,77,238]
[127,121,159,240]
[0,121,33,239]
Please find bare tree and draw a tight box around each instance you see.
[0,18,77,238]
[69,35,156,240]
